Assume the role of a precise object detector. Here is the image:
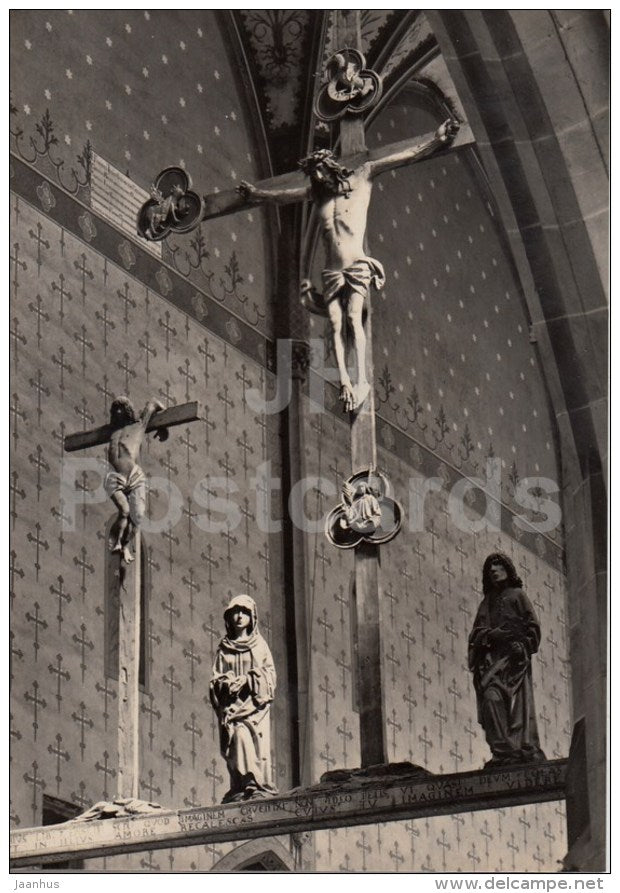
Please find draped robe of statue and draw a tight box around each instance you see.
[209,595,277,802]
[468,585,546,766]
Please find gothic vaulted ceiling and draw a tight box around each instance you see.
[230,9,448,174]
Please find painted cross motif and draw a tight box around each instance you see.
[73,252,94,304]
[72,547,95,600]
[201,546,220,598]
[11,639,23,684]
[202,612,220,659]
[10,550,24,612]
[48,653,70,710]
[316,607,334,654]
[10,472,26,530]
[158,311,177,362]
[163,666,182,720]
[319,742,337,773]
[25,601,47,660]
[28,444,49,501]
[10,242,27,297]
[400,621,416,667]
[71,701,94,760]
[71,781,92,812]
[239,497,254,545]
[28,294,50,349]
[23,761,46,826]
[197,337,215,388]
[162,740,182,798]
[418,725,433,764]
[29,370,50,427]
[182,568,200,622]
[24,681,47,741]
[236,430,255,477]
[180,428,198,477]
[182,640,202,690]
[140,692,161,751]
[386,643,401,686]
[387,708,402,756]
[319,674,336,722]
[95,679,117,733]
[335,650,351,699]
[336,717,353,766]
[204,758,223,802]
[162,592,180,645]
[235,364,253,411]
[47,733,70,795]
[183,712,203,769]
[403,684,417,737]
[141,770,162,803]
[138,331,157,382]
[116,351,136,395]
[51,346,73,400]
[10,393,26,451]
[95,303,116,354]
[433,701,448,747]
[95,750,117,800]
[51,272,72,323]
[417,662,432,707]
[118,282,136,332]
[449,740,464,773]
[72,623,95,683]
[448,677,462,721]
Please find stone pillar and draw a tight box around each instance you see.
[429,10,608,869]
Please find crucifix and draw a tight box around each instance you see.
[138,10,462,769]
[64,396,200,801]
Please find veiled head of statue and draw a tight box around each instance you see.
[482,552,523,594]
[223,594,258,636]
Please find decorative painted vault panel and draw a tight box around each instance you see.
[10,9,273,334]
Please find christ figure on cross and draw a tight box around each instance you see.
[238,118,459,412]
[105,396,169,563]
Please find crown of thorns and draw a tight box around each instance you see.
[298,149,335,171]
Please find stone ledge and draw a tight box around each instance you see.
[10,759,567,867]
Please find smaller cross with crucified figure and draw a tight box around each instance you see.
[105,397,168,563]
[237,118,459,412]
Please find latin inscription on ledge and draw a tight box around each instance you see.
[11,761,567,865]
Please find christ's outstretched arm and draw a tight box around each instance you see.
[237,180,310,205]
[367,119,460,179]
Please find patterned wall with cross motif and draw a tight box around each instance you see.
[9,7,292,865]
[9,178,296,869]
[11,9,571,874]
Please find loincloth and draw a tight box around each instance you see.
[104,466,146,526]
[322,257,386,304]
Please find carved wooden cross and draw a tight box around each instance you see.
[138,10,465,769]
[64,399,200,800]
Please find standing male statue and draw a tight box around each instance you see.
[468,553,547,768]
[238,119,459,412]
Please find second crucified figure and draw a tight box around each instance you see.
[238,119,459,412]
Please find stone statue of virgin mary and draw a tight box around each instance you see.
[209,594,278,803]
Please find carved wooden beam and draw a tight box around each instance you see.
[64,402,200,452]
[10,760,567,867]
[196,129,472,224]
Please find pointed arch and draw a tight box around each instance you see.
[210,836,295,872]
